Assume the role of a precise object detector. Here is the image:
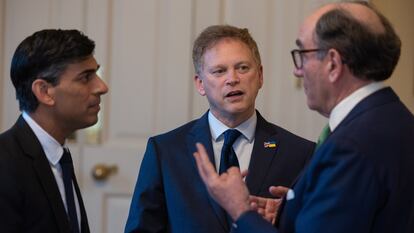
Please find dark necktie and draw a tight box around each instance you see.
[315,124,331,151]
[219,129,241,174]
[60,149,80,233]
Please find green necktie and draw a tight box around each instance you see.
[315,124,331,151]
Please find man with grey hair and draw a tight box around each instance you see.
[125,25,315,233]
[194,1,414,233]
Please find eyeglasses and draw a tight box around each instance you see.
[291,49,325,69]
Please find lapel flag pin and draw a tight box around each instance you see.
[264,141,277,148]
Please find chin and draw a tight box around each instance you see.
[229,107,255,117]
[307,103,319,114]
[82,118,99,128]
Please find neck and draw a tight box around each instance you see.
[325,75,373,117]
[210,109,254,128]
[28,110,70,145]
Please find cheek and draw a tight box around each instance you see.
[205,81,222,95]
[244,74,261,89]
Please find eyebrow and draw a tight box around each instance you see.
[77,64,100,76]
[235,61,251,66]
[208,60,251,68]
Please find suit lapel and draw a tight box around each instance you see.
[15,116,71,233]
[245,112,279,195]
[72,174,90,233]
[187,112,229,232]
[189,112,217,170]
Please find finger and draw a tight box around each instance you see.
[269,186,289,198]
[265,214,276,223]
[249,195,259,203]
[193,151,207,182]
[226,166,242,178]
[194,143,216,182]
[249,195,268,208]
[249,196,264,208]
[194,143,218,182]
[264,215,274,223]
[266,199,278,213]
[249,201,258,211]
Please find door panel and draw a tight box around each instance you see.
[82,144,145,233]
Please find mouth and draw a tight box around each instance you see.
[89,104,101,111]
[225,90,244,98]
[88,100,101,111]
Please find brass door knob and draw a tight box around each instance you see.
[91,164,118,181]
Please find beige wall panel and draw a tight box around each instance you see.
[374,0,414,113]
[191,0,222,119]
[0,0,87,130]
[154,0,193,133]
[1,0,51,130]
[106,0,158,140]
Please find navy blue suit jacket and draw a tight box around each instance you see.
[125,111,315,233]
[0,116,90,233]
[235,88,414,233]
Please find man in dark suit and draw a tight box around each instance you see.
[124,25,315,233]
[193,2,414,233]
[0,29,108,233]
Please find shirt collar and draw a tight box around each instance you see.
[329,82,386,131]
[22,112,65,165]
[208,110,256,143]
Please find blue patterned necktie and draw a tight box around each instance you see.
[219,129,241,174]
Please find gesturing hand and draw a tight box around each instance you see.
[193,143,251,221]
[249,186,289,224]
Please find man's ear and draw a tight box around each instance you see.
[31,79,55,106]
[194,74,206,96]
[327,48,344,83]
[258,65,264,88]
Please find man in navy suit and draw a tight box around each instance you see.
[194,2,414,233]
[0,29,108,232]
[124,25,315,233]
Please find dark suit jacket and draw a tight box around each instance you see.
[0,116,90,233]
[234,88,414,233]
[125,111,315,233]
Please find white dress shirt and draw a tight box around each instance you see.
[22,112,81,230]
[329,82,386,131]
[208,111,256,173]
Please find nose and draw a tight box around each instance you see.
[226,69,240,85]
[293,66,303,78]
[95,75,109,95]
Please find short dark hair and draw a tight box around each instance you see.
[192,25,261,75]
[10,29,95,112]
[314,2,401,81]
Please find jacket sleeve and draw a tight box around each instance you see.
[0,154,23,233]
[234,211,278,233]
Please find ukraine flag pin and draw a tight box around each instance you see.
[264,141,277,148]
